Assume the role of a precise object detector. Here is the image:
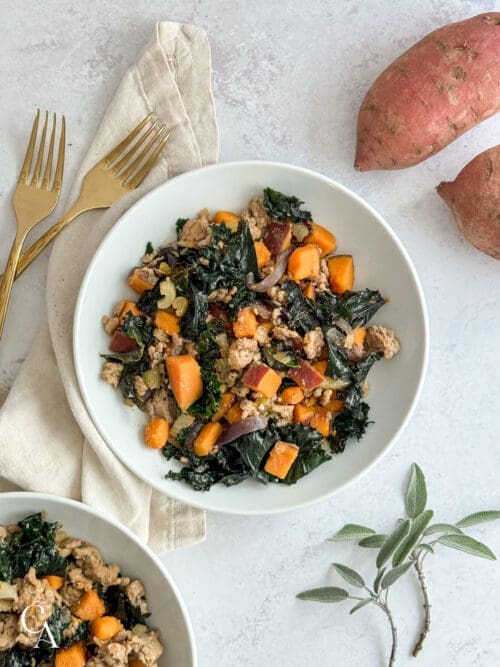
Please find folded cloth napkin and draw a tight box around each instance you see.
[0,22,218,552]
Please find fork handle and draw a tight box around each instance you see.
[0,234,26,338]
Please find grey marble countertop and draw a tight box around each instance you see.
[1,1,499,665]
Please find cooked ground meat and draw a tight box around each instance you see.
[101,362,123,389]
[0,613,18,651]
[125,579,148,614]
[133,376,149,398]
[72,544,120,587]
[228,338,259,370]
[365,325,400,359]
[144,389,175,423]
[303,328,324,360]
[15,568,59,647]
[102,315,120,336]
[178,215,212,247]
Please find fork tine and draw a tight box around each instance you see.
[19,109,40,184]
[119,126,166,181]
[42,113,56,189]
[103,113,154,166]
[111,119,159,175]
[127,131,171,189]
[32,111,48,186]
[53,115,66,192]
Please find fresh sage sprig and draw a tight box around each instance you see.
[297,464,499,666]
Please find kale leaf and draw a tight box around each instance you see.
[104,314,151,364]
[136,282,161,316]
[1,513,68,580]
[175,217,188,238]
[187,324,223,419]
[336,289,386,327]
[281,281,319,334]
[324,332,352,382]
[102,585,150,629]
[263,187,312,222]
[144,241,153,255]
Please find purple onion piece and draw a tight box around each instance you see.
[217,415,268,447]
[184,421,203,448]
[246,247,292,293]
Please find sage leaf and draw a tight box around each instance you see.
[423,523,463,536]
[327,524,375,542]
[406,463,427,518]
[333,563,365,588]
[456,510,500,529]
[376,519,410,569]
[297,586,349,603]
[350,598,372,614]
[392,510,434,566]
[418,544,435,555]
[381,561,413,589]
[373,567,385,594]
[359,534,387,548]
[438,534,496,560]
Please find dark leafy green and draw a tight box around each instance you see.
[336,290,386,328]
[103,314,150,364]
[102,585,150,629]
[324,334,351,382]
[144,241,153,255]
[263,187,312,222]
[187,323,223,419]
[282,281,319,334]
[136,282,161,316]
[0,512,68,581]
[175,217,188,237]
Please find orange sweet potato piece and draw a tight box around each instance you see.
[145,418,169,449]
[302,283,316,300]
[304,222,336,255]
[327,255,354,294]
[117,300,141,323]
[129,661,145,667]
[293,403,315,425]
[154,311,180,335]
[212,392,236,421]
[166,355,203,410]
[353,327,366,349]
[312,360,327,376]
[194,422,223,457]
[91,616,124,641]
[323,398,345,413]
[310,407,332,436]
[214,210,240,224]
[264,441,299,479]
[233,308,258,339]
[72,590,105,621]
[242,363,282,398]
[288,244,321,281]
[281,386,304,405]
[43,575,64,590]
[225,402,244,424]
[55,642,86,667]
[288,359,324,390]
[128,268,157,294]
[254,240,271,269]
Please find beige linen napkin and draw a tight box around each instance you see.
[0,22,218,552]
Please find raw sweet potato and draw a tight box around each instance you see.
[355,13,500,171]
[72,589,105,621]
[55,642,86,667]
[145,418,169,449]
[194,422,223,457]
[166,355,203,410]
[437,144,500,259]
[288,244,321,281]
[264,441,299,479]
[327,255,354,294]
[91,616,124,641]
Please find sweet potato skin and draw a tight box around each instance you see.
[437,145,500,259]
[355,13,500,171]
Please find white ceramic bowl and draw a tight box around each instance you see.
[74,161,428,515]
[0,493,196,667]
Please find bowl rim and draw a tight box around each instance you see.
[74,159,429,515]
[0,491,198,666]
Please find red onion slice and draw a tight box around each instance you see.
[246,247,292,292]
[217,415,268,446]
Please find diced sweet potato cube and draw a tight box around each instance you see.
[281,386,304,405]
[55,642,86,667]
[212,391,236,421]
[310,407,332,436]
[43,575,65,590]
[312,360,327,376]
[254,240,272,269]
[323,398,344,413]
[225,402,243,424]
[154,311,180,335]
[242,363,282,398]
[264,222,292,254]
[353,327,366,349]
[117,300,142,323]
[145,418,169,449]
[214,211,240,231]
[293,404,315,425]
[233,308,258,338]
[327,255,354,295]
[128,268,157,294]
[166,355,203,410]
[288,359,324,390]
[91,616,124,641]
[72,590,105,621]
[194,422,223,457]
[264,441,299,479]
[302,283,316,300]
[304,222,337,255]
[288,244,321,281]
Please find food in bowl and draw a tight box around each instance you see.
[0,512,163,666]
[100,188,400,491]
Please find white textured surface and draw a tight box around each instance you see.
[0,1,499,665]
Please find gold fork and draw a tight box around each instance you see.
[0,110,65,337]
[1,113,170,284]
